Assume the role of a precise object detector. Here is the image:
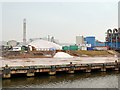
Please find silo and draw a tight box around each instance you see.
[76,36,84,45]
[85,36,95,47]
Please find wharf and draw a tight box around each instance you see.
[0,57,120,78]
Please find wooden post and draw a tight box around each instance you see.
[3,74,11,79]
[48,66,56,75]
[114,60,119,71]
[48,71,56,75]
[3,65,11,79]
[85,69,91,73]
[26,72,35,77]
[67,62,75,74]
[67,70,74,74]
[101,64,106,72]
[85,64,91,73]
[101,68,106,72]
[27,66,35,77]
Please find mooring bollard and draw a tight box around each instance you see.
[48,66,56,75]
[3,64,11,79]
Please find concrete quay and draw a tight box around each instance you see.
[1,56,119,78]
[1,61,120,79]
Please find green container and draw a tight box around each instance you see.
[62,46,69,50]
[69,45,78,50]
[62,45,78,50]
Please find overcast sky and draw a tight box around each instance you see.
[1,1,118,43]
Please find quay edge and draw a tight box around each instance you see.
[1,62,120,79]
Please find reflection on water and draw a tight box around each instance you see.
[2,71,120,88]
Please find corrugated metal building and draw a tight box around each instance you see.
[85,36,95,47]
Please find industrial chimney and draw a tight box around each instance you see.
[23,18,26,45]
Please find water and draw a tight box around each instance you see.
[2,71,120,88]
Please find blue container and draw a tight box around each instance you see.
[87,47,94,50]
[85,36,95,47]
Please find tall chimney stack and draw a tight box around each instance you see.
[23,18,26,45]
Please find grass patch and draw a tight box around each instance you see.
[70,50,114,57]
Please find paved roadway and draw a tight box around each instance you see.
[0,56,119,67]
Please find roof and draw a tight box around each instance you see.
[28,39,62,50]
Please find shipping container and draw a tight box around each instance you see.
[69,45,78,50]
[62,46,69,50]
[62,45,78,50]
[87,47,94,50]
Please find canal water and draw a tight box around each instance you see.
[2,71,120,88]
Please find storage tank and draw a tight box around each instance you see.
[85,36,95,47]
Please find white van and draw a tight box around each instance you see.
[12,47,21,51]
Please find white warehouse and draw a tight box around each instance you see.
[28,39,62,51]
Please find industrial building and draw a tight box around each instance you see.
[29,35,59,44]
[75,35,108,50]
[95,40,105,47]
[105,28,120,50]
[75,36,95,50]
[75,36,91,50]
[76,36,84,45]
[94,40,107,50]
[28,39,62,51]
[7,40,18,47]
[85,36,95,47]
